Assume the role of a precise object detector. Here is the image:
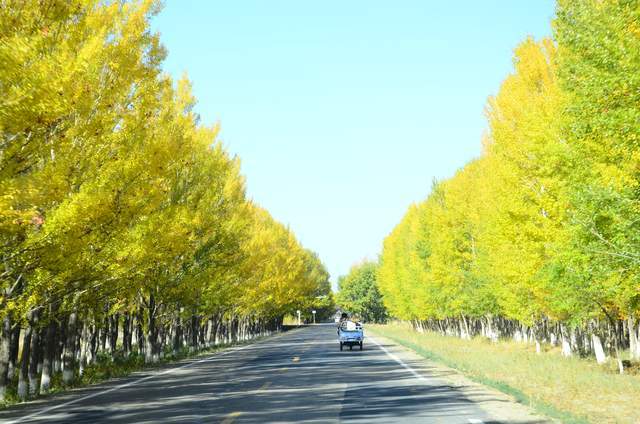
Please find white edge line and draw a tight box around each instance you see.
[5,342,256,424]
[367,335,426,381]
[368,335,486,424]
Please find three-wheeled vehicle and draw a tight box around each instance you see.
[338,320,363,351]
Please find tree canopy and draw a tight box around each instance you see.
[0,0,332,401]
[337,261,388,324]
[377,0,640,368]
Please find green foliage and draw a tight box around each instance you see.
[378,0,640,347]
[0,1,332,402]
[0,0,330,321]
[337,261,388,323]
[553,0,640,322]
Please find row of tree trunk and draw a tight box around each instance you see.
[0,305,284,402]
[410,315,640,373]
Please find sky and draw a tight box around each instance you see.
[152,1,556,288]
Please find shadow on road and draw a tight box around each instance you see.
[0,325,547,423]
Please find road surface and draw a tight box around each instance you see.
[0,324,548,423]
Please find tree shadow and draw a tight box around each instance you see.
[0,326,549,423]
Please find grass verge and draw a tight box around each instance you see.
[369,323,639,423]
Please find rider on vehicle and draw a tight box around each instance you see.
[337,312,348,332]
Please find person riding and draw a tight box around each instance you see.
[337,312,349,333]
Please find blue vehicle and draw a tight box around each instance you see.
[338,320,363,351]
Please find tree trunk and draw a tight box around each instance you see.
[131,319,137,349]
[635,320,640,360]
[109,313,119,354]
[62,312,78,385]
[157,324,166,359]
[190,315,198,352]
[610,319,625,374]
[199,320,206,347]
[18,322,32,400]
[172,314,182,355]
[54,320,65,373]
[28,312,41,396]
[40,319,56,394]
[145,294,157,363]
[561,324,572,357]
[79,322,88,376]
[101,315,109,353]
[461,315,471,340]
[7,325,20,382]
[205,318,213,347]
[628,316,640,360]
[232,318,238,343]
[213,317,221,345]
[89,323,98,364]
[613,333,625,374]
[136,308,145,356]
[532,323,542,354]
[592,333,607,364]
[123,313,132,357]
[0,314,12,402]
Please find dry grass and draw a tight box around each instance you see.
[369,322,640,424]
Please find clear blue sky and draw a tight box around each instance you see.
[152,1,556,288]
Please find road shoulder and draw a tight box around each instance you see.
[367,331,554,423]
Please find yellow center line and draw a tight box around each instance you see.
[257,381,272,392]
[221,411,242,424]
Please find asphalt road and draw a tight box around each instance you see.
[0,324,547,423]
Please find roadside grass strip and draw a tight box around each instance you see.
[367,324,635,424]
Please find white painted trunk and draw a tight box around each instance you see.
[514,330,523,343]
[550,332,557,346]
[40,369,51,393]
[629,317,640,360]
[489,320,499,343]
[17,379,27,400]
[206,320,213,347]
[628,319,636,357]
[62,368,74,384]
[592,334,607,364]
[561,338,572,357]
[79,326,87,377]
[535,340,541,354]
[28,371,38,396]
[132,325,138,346]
